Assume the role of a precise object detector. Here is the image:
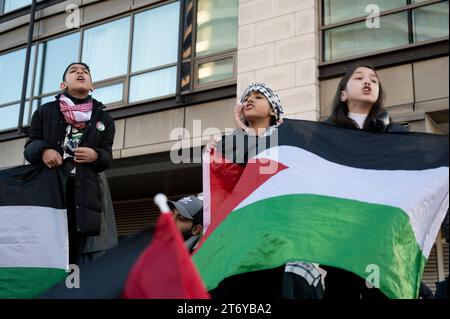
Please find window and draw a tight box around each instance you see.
[39,95,56,105]
[132,2,179,72]
[0,46,36,131]
[197,57,234,84]
[3,0,31,13]
[324,12,409,61]
[129,67,177,102]
[0,49,27,105]
[413,2,449,42]
[93,83,124,105]
[321,0,449,62]
[0,104,21,131]
[0,102,31,131]
[192,0,238,88]
[195,0,238,56]
[130,1,180,102]
[36,32,80,96]
[323,0,406,25]
[82,18,130,82]
[0,46,35,105]
[1,0,239,133]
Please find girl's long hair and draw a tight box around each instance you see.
[329,63,385,129]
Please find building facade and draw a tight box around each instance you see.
[0,0,448,293]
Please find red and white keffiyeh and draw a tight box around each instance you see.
[59,94,93,129]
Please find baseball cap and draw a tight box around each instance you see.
[168,195,203,225]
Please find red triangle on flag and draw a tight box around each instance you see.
[196,157,288,255]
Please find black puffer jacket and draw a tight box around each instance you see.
[324,111,408,133]
[24,95,115,235]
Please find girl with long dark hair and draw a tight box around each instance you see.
[323,64,407,299]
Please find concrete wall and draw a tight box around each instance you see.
[0,97,236,168]
[0,138,27,168]
[237,0,320,121]
[113,98,236,160]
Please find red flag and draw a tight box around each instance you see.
[122,212,210,299]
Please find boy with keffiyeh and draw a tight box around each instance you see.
[24,63,115,265]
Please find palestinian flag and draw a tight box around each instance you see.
[40,212,209,299]
[39,227,154,298]
[196,119,449,299]
[122,213,210,299]
[0,165,68,298]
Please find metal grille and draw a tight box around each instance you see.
[113,194,187,237]
[423,244,438,293]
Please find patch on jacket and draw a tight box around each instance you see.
[96,122,105,132]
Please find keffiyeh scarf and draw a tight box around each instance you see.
[240,82,284,121]
[59,94,93,129]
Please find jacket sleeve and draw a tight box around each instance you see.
[24,107,53,165]
[89,115,115,173]
[387,123,409,133]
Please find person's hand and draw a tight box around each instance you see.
[42,149,63,168]
[234,103,249,132]
[74,147,98,163]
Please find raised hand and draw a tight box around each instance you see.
[234,103,249,132]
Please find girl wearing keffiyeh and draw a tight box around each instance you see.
[235,82,283,136]
[207,83,324,299]
[205,82,284,153]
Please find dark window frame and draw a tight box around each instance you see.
[0,0,238,138]
[319,0,449,78]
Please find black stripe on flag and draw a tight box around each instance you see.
[280,119,448,170]
[216,119,448,170]
[38,227,154,299]
[0,165,66,209]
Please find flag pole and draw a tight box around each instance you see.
[154,193,171,214]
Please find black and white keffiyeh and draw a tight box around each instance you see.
[240,82,284,121]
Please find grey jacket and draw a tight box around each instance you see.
[82,172,118,255]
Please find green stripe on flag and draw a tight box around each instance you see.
[0,267,66,299]
[193,194,426,299]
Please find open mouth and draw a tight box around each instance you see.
[77,76,85,81]
[363,86,372,93]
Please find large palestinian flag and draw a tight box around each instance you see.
[0,165,68,298]
[195,119,449,299]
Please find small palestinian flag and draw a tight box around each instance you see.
[40,198,209,299]
[0,165,68,298]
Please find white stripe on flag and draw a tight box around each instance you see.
[235,146,449,258]
[0,206,68,270]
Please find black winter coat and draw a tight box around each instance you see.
[24,95,115,235]
[324,111,409,133]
